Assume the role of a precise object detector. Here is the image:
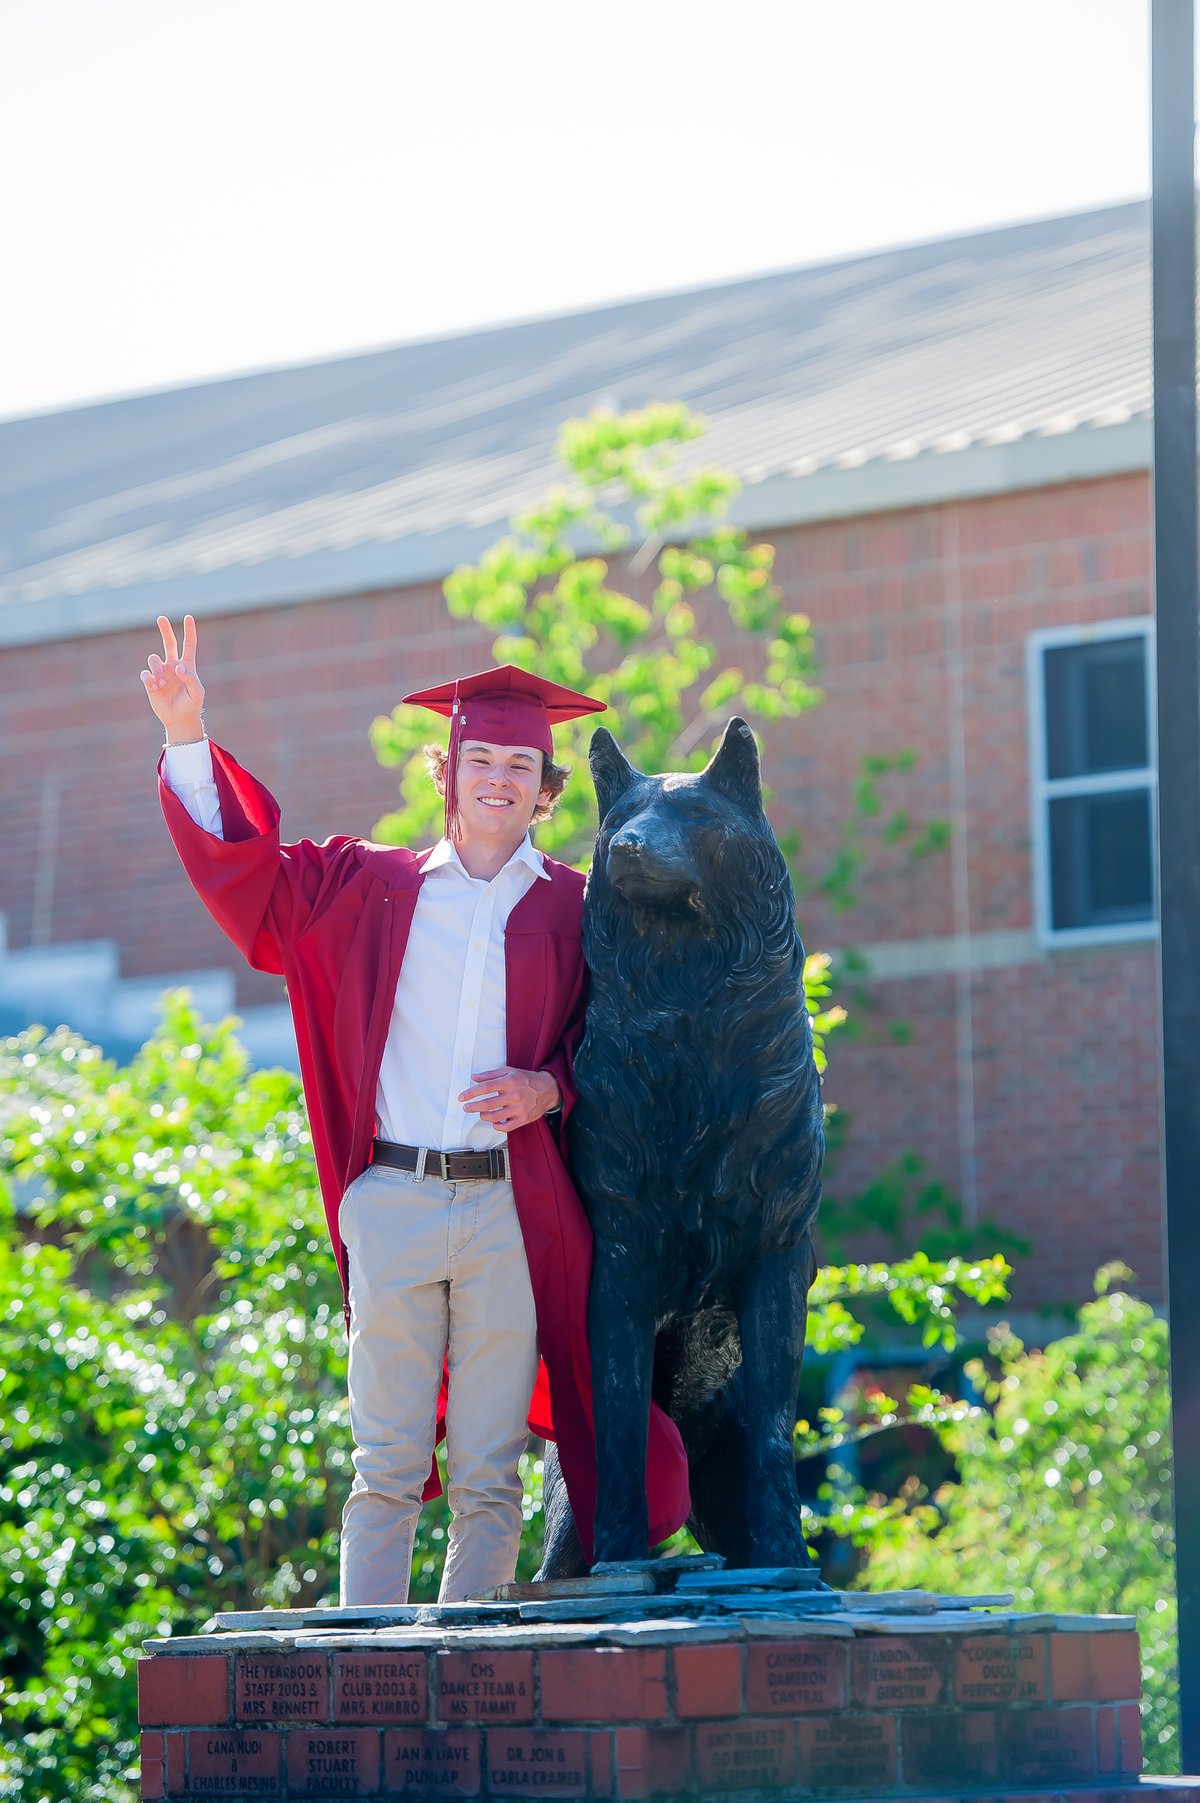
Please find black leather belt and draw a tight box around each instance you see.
[372,1138,510,1182]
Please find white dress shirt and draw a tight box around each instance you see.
[162,738,548,1151]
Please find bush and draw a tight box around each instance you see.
[0,1005,461,1800]
[832,1274,1177,1768]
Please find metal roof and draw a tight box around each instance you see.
[0,200,1153,646]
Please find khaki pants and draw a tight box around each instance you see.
[337,1161,539,1605]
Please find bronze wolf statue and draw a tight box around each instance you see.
[540,718,825,1575]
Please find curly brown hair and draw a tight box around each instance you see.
[423,744,571,825]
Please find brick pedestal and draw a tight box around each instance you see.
[137,1582,1178,1800]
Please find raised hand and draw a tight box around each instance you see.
[140,614,206,743]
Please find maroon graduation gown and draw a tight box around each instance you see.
[159,743,690,1561]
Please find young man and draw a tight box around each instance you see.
[141,616,688,1604]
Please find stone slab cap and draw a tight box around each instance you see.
[675,1566,827,1592]
[437,1625,618,1648]
[424,1617,759,1648]
[715,1592,840,1616]
[845,1609,1017,1634]
[141,1632,298,1655]
[988,1612,1057,1631]
[931,1592,1015,1609]
[515,1596,702,1622]
[415,1602,521,1625]
[736,1615,856,1639]
[591,1619,751,1645]
[832,1589,1013,1611]
[295,1628,448,1649]
[592,1554,727,1578]
[211,1605,422,1630]
[1050,1612,1139,1631]
[475,1573,656,1602]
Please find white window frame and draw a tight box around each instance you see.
[1026,617,1158,949]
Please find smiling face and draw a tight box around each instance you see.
[455,738,552,848]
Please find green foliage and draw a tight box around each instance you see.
[818,1145,1032,1267]
[798,749,952,919]
[369,403,821,865]
[797,1254,1012,1474]
[819,1274,1177,1769]
[801,951,846,1078]
[2,1003,434,1800]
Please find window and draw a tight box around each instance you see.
[1028,620,1157,945]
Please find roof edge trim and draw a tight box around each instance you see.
[0,419,1152,649]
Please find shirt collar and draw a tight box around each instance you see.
[425,834,550,882]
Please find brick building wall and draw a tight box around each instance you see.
[0,470,1163,1308]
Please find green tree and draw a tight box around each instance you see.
[371,404,819,864]
[370,404,944,1068]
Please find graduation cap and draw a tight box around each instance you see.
[401,663,606,841]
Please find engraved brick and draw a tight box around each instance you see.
[672,1643,743,1719]
[382,1728,482,1797]
[487,1729,589,1796]
[141,1732,165,1802]
[694,1718,795,1793]
[435,1651,534,1723]
[851,1635,944,1707]
[334,1651,429,1724]
[236,1652,329,1723]
[1003,1705,1096,1784]
[1096,1701,1144,1777]
[797,1713,899,1792]
[539,1648,669,1722]
[1097,1705,1119,1776]
[286,1727,380,1796]
[165,1732,185,1797]
[953,1632,1048,1704]
[1119,1700,1144,1775]
[746,1639,847,1713]
[613,1726,691,1799]
[590,1729,615,1799]
[138,1655,231,1727]
[1050,1628,1142,1702]
[186,1728,283,1795]
[903,1711,999,1787]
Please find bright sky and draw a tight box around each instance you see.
[0,0,1162,422]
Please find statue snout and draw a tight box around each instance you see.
[606,826,699,905]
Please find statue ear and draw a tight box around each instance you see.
[589,727,642,821]
[702,717,763,812]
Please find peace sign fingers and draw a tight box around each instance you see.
[158,615,180,665]
[141,614,205,739]
[173,614,201,694]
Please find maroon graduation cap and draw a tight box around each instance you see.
[401,663,606,841]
